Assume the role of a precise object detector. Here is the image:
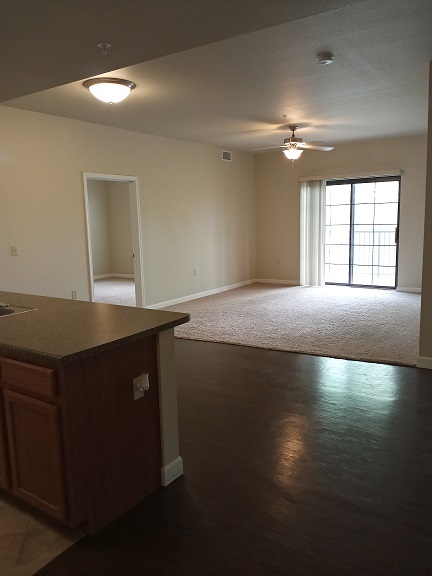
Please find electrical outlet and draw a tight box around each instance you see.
[71,291,77,300]
[133,373,149,400]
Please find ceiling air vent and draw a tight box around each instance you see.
[222,150,232,162]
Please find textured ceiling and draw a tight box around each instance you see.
[3,0,432,151]
[0,0,367,101]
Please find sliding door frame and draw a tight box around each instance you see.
[325,175,401,289]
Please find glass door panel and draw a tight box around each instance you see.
[325,177,400,288]
[352,265,373,286]
[324,183,351,284]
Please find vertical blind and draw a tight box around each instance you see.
[299,170,401,288]
[300,180,326,286]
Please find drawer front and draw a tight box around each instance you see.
[1,358,56,399]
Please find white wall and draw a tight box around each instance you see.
[419,62,432,363]
[1,104,426,307]
[0,106,256,306]
[255,135,427,291]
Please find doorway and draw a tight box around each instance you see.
[324,177,400,288]
[83,173,144,307]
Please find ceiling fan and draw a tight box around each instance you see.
[255,125,334,160]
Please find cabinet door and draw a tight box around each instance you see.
[4,390,67,521]
[0,396,9,489]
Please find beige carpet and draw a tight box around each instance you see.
[164,283,421,366]
[93,277,136,307]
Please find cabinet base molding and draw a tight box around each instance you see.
[161,456,183,486]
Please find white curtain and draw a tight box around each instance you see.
[300,180,326,286]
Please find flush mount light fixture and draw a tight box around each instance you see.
[83,78,136,104]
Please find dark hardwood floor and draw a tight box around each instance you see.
[36,340,432,576]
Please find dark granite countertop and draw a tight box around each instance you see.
[0,291,189,365]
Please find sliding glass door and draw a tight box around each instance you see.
[325,177,400,288]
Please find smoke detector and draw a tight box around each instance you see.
[316,52,334,65]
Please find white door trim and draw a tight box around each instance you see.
[83,172,145,307]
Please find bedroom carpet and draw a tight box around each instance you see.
[93,277,136,307]
[164,284,421,366]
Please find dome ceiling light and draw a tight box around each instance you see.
[83,78,136,104]
[283,145,303,160]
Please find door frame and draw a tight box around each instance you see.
[325,176,401,289]
[83,172,145,307]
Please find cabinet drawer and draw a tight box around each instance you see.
[1,358,57,399]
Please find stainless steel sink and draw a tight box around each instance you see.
[0,302,37,316]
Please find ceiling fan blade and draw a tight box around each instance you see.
[297,142,334,151]
[253,145,286,151]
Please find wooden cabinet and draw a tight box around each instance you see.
[0,395,9,490]
[0,358,66,520]
[0,335,162,533]
[3,390,67,521]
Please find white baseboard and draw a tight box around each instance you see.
[255,279,300,285]
[397,287,421,294]
[147,280,255,309]
[94,274,134,280]
[147,279,418,310]
[161,456,184,486]
[416,356,432,369]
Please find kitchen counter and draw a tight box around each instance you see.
[0,291,189,364]
[0,291,190,533]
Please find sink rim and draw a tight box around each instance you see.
[0,305,38,317]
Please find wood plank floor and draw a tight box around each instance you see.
[36,340,432,576]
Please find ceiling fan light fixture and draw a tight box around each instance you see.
[283,147,303,160]
[83,78,136,104]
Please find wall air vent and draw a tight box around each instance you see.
[222,150,232,162]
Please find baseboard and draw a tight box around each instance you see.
[397,287,421,294]
[147,280,255,309]
[255,279,300,285]
[416,356,432,369]
[94,274,134,280]
[142,279,415,310]
[161,456,184,486]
